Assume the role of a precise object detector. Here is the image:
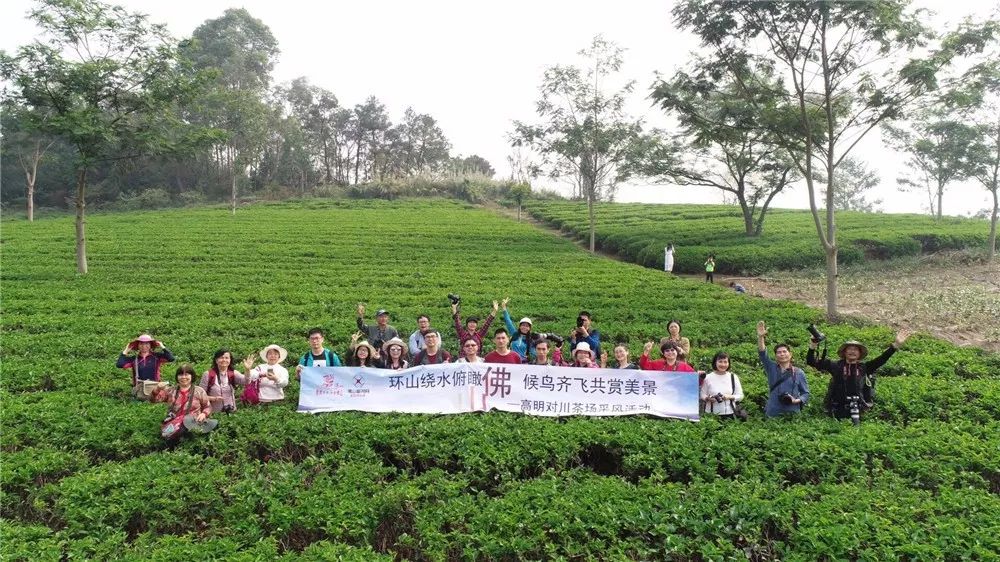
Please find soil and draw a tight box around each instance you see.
[488,203,1000,354]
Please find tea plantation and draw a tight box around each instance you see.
[524,201,992,274]
[2,199,999,560]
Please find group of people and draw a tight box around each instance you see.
[118,299,912,437]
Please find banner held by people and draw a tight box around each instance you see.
[298,364,699,420]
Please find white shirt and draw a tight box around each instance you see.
[455,356,483,363]
[249,363,289,401]
[700,371,744,416]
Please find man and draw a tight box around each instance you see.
[568,311,601,357]
[408,314,432,356]
[452,299,499,351]
[296,328,342,379]
[484,329,523,364]
[807,328,910,420]
[356,304,399,350]
[730,282,747,294]
[756,321,810,417]
[411,331,452,365]
[530,338,565,366]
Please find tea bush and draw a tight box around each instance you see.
[2,199,998,559]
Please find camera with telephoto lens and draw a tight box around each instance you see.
[780,393,795,405]
[845,395,862,426]
[447,293,461,306]
[807,323,826,343]
[712,392,726,403]
[532,332,564,347]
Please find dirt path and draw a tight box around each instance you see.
[487,203,1000,353]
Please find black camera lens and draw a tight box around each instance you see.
[447,293,461,305]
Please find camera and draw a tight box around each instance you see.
[807,323,826,342]
[845,395,861,426]
[712,392,725,403]
[576,316,586,328]
[447,293,461,306]
[779,393,795,405]
[547,333,565,346]
[533,332,564,347]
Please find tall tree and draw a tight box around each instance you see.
[392,108,451,176]
[673,0,996,318]
[1,0,216,273]
[887,114,978,218]
[283,77,339,184]
[512,35,649,252]
[650,62,796,236]
[0,101,55,221]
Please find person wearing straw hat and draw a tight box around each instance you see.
[378,337,410,370]
[117,333,175,400]
[242,344,289,403]
[346,333,379,367]
[569,341,599,368]
[807,329,911,420]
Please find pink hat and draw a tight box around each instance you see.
[128,334,162,350]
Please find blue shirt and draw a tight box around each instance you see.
[759,350,810,417]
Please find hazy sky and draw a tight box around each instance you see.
[2,0,996,216]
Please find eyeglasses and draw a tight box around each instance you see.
[463,344,477,348]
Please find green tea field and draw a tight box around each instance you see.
[2,199,999,560]
[525,201,992,275]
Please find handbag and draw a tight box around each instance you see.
[161,388,196,440]
[240,376,260,405]
[730,372,748,421]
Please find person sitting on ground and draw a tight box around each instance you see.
[165,364,213,431]
[411,331,452,365]
[568,311,601,358]
[502,299,535,360]
[807,328,910,421]
[117,333,175,400]
[756,321,809,417]
[729,281,747,294]
[378,337,410,370]
[356,304,399,351]
[659,320,691,361]
[452,299,499,351]
[242,344,290,403]
[640,341,696,372]
[295,328,343,379]
[408,314,433,356]
[484,329,523,364]
[346,334,379,367]
[530,338,566,366]
[700,352,745,418]
[455,338,484,363]
[570,342,599,368]
[199,348,246,414]
[601,344,638,369]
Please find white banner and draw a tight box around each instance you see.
[298,364,699,420]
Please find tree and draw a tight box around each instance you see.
[0,101,55,221]
[887,114,978,217]
[673,0,997,318]
[283,77,339,185]
[650,62,797,235]
[512,35,650,252]
[392,108,451,177]
[509,182,531,221]
[449,154,496,177]
[820,157,882,212]
[1,0,217,273]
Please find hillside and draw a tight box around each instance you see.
[525,201,992,274]
[2,199,999,560]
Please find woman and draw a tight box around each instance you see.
[455,338,484,363]
[199,348,246,414]
[164,364,213,433]
[347,339,379,367]
[117,333,174,399]
[502,299,534,360]
[378,337,410,370]
[700,352,744,418]
[639,341,695,372]
[659,320,691,361]
[242,344,290,403]
[664,243,675,273]
[601,344,638,369]
[570,342,599,368]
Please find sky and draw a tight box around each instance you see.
[2,0,996,216]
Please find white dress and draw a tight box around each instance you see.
[664,247,675,272]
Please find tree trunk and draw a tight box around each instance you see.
[231,171,237,216]
[517,203,522,222]
[936,182,943,219]
[27,180,35,222]
[989,188,998,261]
[588,195,596,252]
[736,192,754,236]
[75,167,88,274]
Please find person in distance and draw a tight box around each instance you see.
[117,333,175,400]
[659,320,691,362]
[164,364,214,432]
[242,344,290,403]
[356,304,399,351]
[295,328,343,379]
[408,314,433,356]
[378,337,410,370]
[484,329,523,364]
[639,341,695,372]
[452,299,499,351]
[199,348,246,414]
[756,321,810,417]
[455,338,485,364]
[568,311,601,358]
[807,327,910,421]
[411,331,452,365]
[700,352,745,419]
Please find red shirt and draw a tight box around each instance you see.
[639,354,696,372]
[484,351,523,364]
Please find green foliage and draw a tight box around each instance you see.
[2,199,998,558]
[527,200,988,274]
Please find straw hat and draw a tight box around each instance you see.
[259,344,288,363]
[572,341,594,358]
[837,340,869,360]
[354,340,378,357]
[127,334,162,350]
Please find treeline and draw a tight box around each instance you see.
[0,6,497,214]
